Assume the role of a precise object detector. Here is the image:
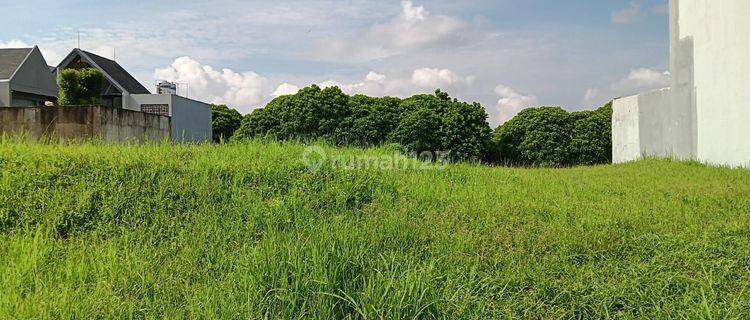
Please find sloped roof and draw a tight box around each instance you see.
[0,48,32,80]
[79,50,151,94]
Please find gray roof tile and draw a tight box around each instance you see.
[0,48,32,80]
[80,49,151,94]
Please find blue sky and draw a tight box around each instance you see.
[0,0,670,125]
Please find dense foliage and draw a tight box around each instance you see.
[229,84,612,166]
[493,103,613,167]
[57,68,105,105]
[570,102,613,165]
[2,140,750,318]
[234,85,493,162]
[210,104,243,142]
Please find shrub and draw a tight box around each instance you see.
[57,68,104,105]
[440,100,493,162]
[388,106,443,156]
[57,69,80,105]
[386,91,492,162]
[570,103,613,165]
[234,86,352,141]
[334,95,402,147]
[494,107,573,167]
[234,87,493,162]
[492,103,613,167]
[210,104,243,142]
[233,97,285,141]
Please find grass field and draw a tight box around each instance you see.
[1,139,749,319]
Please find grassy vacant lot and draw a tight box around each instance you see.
[1,139,749,319]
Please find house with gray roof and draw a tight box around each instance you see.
[56,48,212,142]
[57,48,151,108]
[0,46,57,107]
[1,46,211,142]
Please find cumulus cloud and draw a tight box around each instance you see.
[583,68,670,106]
[0,40,31,48]
[612,2,641,24]
[319,0,468,61]
[271,83,300,97]
[365,71,387,83]
[370,1,466,50]
[154,56,266,113]
[318,71,403,96]
[279,67,471,100]
[411,68,475,88]
[494,85,539,124]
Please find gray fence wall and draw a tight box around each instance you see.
[0,106,170,142]
[128,94,212,142]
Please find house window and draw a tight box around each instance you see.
[140,104,169,116]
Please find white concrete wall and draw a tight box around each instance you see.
[638,87,693,159]
[612,95,641,163]
[613,87,692,163]
[613,0,750,167]
[674,0,750,167]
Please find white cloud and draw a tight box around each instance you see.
[583,68,669,106]
[371,0,466,49]
[154,56,266,113]
[318,0,468,61]
[612,2,641,24]
[318,73,391,96]
[617,68,670,89]
[0,40,31,48]
[494,85,539,124]
[0,39,66,69]
[411,68,474,88]
[313,67,472,98]
[365,71,387,83]
[271,83,300,97]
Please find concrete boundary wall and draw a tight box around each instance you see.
[0,106,170,142]
[613,87,694,163]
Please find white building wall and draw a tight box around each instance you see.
[613,0,750,168]
[675,0,750,167]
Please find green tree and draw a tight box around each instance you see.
[275,85,351,140]
[233,96,285,141]
[335,95,402,146]
[211,104,243,142]
[441,100,492,162]
[491,103,614,167]
[388,106,443,156]
[389,90,492,162]
[233,86,493,163]
[57,68,104,105]
[493,107,574,167]
[57,69,80,106]
[78,69,105,105]
[569,102,613,165]
[387,93,446,156]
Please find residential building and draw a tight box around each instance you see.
[0,46,211,142]
[0,46,57,107]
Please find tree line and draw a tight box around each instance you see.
[212,85,613,167]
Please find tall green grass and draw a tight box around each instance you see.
[1,138,749,319]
